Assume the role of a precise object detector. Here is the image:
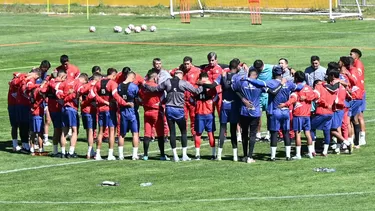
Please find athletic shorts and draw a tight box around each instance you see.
[267,109,290,131]
[350,100,363,117]
[144,108,164,138]
[293,116,311,131]
[311,114,333,131]
[331,110,344,129]
[194,114,215,134]
[62,107,79,128]
[98,110,117,128]
[260,93,268,111]
[120,111,138,135]
[50,112,62,129]
[16,104,30,124]
[8,105,17,127]
[165,106,185,121]
[29,115,44,133]
[82,112,97,130]
[361,92,366,112]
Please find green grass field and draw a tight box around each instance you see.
[0,13,375,211]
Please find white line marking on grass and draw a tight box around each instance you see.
[0,143,208,175]
[0,66,36,71]
[365,119,375,123]
[0,191,373,204]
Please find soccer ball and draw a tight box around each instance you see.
[89,26,96,32]
[150,25,157,32]
[113,26,123,33]
[141,24,147,31]
[124,28,131,34]
[134,26,141,33]
[128,24,135,31]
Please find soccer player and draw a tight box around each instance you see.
[93,68,131,160]
[279,71,317,159]
[78,72,102,159]
[57,73,89,158]
[89,66,101,81]
[117,71,139,160]
[203,52,223,117]
[139,70,168,160]
[144,70,203,162]
[278,58,295,82]
[350,48,366,145]
[55,55,81,80]
[305,56,327,87]
[193,72,217,160]
[8,73,21,151]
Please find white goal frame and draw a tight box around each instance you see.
[169,0,363,22]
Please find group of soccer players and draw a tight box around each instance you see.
[7,48,366,163]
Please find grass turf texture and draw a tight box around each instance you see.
[0,14,375,210]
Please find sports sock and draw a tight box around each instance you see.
[285,146,291,158]
[195,148,200,157]
[61,147,66,155]
[69,146,75,155]
[87,146,93,156]
[43,134,48,142]
[308,145,314,156]
[211,147,216,157]
[256,132,261,139]
[182,147,187,157]
[132,147,138,158]
[296,146,301,157]
[12,140,18,148]
[53,145,58,154]
[118,146,124,158]
[30,147,35,153]
[323,144,329,155]
[237,132,242,141]
[172,148,178,159]
[108,148,114,157]
[271,147,277,159]
[312,141,316,152]
[233,148,238,159]
[96,149,101,157]
[218,148,223,158]
[39,148,43,153]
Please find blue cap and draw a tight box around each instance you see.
[272,65,283,75]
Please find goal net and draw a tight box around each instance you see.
[170,0,363,22]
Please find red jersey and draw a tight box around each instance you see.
[12,74,31,106]
[8,73,22,106]
[43,78,64,113]
[115,72,144,86]
[55,63,80,80]
[314,83,338,115]
[93,78,127,112]
[347,67,364,100]
[30,87,45,116]
[139,80,163,110]
[331,82,347,111]
[78,82,97,114]
[353,59,365,87]
[285,84,317,117]
[56,79,83,111]
[203,64,223,94]
[195,88,217,115]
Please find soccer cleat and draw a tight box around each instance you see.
[60,153,66,158]
[51,153,61,158]
[43,140,52,146]
[312,152,317,157]
[181,156,191,161]
[132,156,139,161]
[95,155,103,161]
[331,144,337,150]
[86,155,92,160]
[211,155,217,160]
[164,137,169,143]
[286,157,292,161]
[173,156,180,162]
[12,146,21,152]
[307,154,314,159]
[354,145,360,149]
[66,153,78,159]
[241,157,248,162]
[267,158,276,162]
[233,156,238,162]
[143,156,149,161]
[246,157,256,163]
[107,155,117,161]
[334,148,340,154]
[321,153,328,157]
[347,144,353,154]
[118,156,124,160]
[160,155,170,161]
[195,155,201,161]
[292,156,301,160]
[216,156,222,161]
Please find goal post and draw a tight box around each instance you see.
[169,0,363,22]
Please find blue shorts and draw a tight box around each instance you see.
[311,114,333,131]
[8,105,17,127]
[98,111,117,128]
[29,115,44,133]
[50,112,62,129]
[293,116,311,131]
[82,112,97,130]
[195,114,215,134]
[120,112,138,135]
[220,101,240,124]
[166,106,185,121]
[361,92,366,112]
[268,109,290,131]
[331,110,344,129]
[62,107,79,128]
[350,100,363,117]
[260,93,268,111]
[16,105,30,124]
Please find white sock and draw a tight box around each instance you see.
[271,147,277,159]
[296,146,301,157]
[233,148,238,159]
[182,147,187,157]
[256,132,261,138]
[285,146,291,158]
[195,148,200,157]
[348,137,353,144]
[172,148,178,159]
[308,145,314,156]
[323,144,329,155]
[53,145,58,154]
[211,147,216,157]
[12,140,18,148]
[39,148,43,152]
[61,147,66,155]
[118,146,124,158]
[30,147,35,153]
[312,141,316,152]
[69,146,75,155]
[132,147,138,157]
[43,134,48,142]
[237,132,242,140]
[96,149,101,157]
[88,146,93,156]
[108,148,114,157]
[343,140,350,146]
[360,131,365,137]
[218,148,223,158]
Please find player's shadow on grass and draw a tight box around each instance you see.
[0,140,16,153]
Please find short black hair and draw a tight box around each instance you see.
[311,56,320,63]
[60,55,69,64]
[107,68,117,76]
[207,52,217,60]
[294,71,305,83]
[279,58,288,64]
[199,72,209,79]
[92,66,101,74]
[328,69,340,79]
[348,57,354,66]
[92,72,103,80]
[122,67,132,75]
[327,62,339,70]
[229,59,240,70]
[40,60,51,69]
[253,60,264,71]
[313,80,322,88]
[339,56,351,70]
[153,58,161,63]
[79,73,89,82]
[351,48,362,58]
[183,56,192,63]
[146,69,157,79]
